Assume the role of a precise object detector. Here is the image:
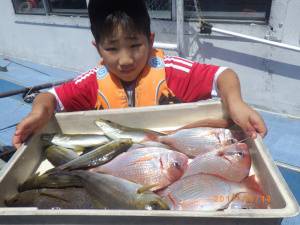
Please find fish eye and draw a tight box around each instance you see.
[147,202,162,210]
[226,150,244,157]
[229,138,237,144]
[172,162,181,169]
[236,151,244,156]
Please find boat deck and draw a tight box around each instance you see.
[0,56,299,224]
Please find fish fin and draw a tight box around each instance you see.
[243,175,263,194]
[73,146,85,153]
[159,130,175,135]
[219,193,240,210]
[39,190,69,202]
[131,155,154,165]
[166,193,178,208]
[137,184,159,194]
[173,118,233,131]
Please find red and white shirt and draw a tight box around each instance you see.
[49,56,227,111]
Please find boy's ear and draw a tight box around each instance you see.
[92,40,100,51]
[149,32,155,48]
[92,40,101,55]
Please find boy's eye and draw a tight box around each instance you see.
[131,44,142,48]
[105,47,118,51]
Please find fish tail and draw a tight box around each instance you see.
[243,175,263,194]
[40,133,55,141]
[145,133,159,142]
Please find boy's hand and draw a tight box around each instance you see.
[13,111,46,149]
[228,100,267,139]
[12,92,56,149]
[216,69,267,139]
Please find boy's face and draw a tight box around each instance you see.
[97,26,154,82]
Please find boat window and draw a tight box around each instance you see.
[184,0,272,22]
[145,0,172,20]
[11,0,87,16]
[11,0,272,23]
[48,0,87,15]
[12,0,46,15]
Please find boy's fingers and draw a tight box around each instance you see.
[16,116,40,135]
[13,117,38,148]
[254,124,267,138]
[245,124,256,139]
[249,115,267,138]
[12,134,23,149]
[13,129,33,149]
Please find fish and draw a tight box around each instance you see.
[159,174,264,211]
[227,191,270,209]
[71,170,170,210]
[182,143,251,182]
[41,133,110,152]
[18,171,83,192]
[90,147,188,190]
[171,118,234,131]
[56,138,133,171]
[5,188,98,209]
[95,119,164,143]
[126,141,172,152]
[45,145,79,167]
[156,127,238,157]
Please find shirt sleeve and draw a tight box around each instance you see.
[49,69,99,111]
[164,56,225,102]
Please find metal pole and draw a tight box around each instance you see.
[41,0,50,15]
[176,0,185,56]
[0,79,72,98]
[153,42,178,50]
[211,26,300,53]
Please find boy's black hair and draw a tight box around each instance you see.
[88,0,151,44]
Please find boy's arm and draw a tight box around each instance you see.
[13,92,57,149]
[217,69,267,138]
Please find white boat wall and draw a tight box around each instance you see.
[0,0,299,117]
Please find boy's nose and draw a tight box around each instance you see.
[119,50,134,67]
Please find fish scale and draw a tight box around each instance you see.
[157,127,238,158]
[72,171,169,210]
[182,142,251,182]
[160,173,264,211]
[90,147,188,190]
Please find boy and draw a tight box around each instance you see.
[13,0,267,148]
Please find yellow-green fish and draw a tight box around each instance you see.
[72,170,170,210]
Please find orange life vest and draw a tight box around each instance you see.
[95,49,175,109]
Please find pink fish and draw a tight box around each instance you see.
[126,141,172,152]
[159,174,264,211]
[183,143,251,182]
[227,191,270,209]
[156,127,238,158]
[90,147,189,191]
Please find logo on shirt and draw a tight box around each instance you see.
[149,57,164,68]
[96,66,108,80]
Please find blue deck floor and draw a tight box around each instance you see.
[0,56,299,224]
[0,56,77,146]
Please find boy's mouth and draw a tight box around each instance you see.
[120,68,135,74]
